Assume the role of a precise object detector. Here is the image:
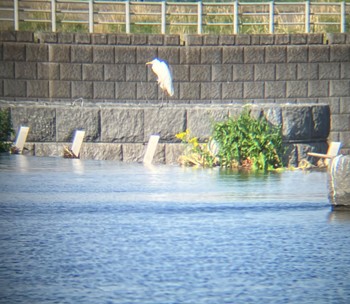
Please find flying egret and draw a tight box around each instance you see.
[146,58,174,97]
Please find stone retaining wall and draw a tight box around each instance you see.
[1,103,330,166]
[0,31,349,153]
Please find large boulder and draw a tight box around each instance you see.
[328,155,350,210]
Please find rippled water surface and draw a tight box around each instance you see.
[0,155,350,304]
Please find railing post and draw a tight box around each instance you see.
[14,0,19,31]
[89,0,93,33]
[269,1,274,34]
[233,0,239,34]
[305,0,310,33]
[197,1,202,34]
[125,0,130,34]
[161,1,166,34]
[340,1,346,33]
[51,0,56,32]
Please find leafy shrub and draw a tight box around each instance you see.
[0,108,14,153]
[213,111,283,171]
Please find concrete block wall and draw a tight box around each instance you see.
[0,31,349,153]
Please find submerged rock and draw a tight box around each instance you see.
[329,155,350,210]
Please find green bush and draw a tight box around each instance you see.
[0,108,14,153]
[213,110,284,171]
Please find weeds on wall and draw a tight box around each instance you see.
[176,110,284,171]
[0,108,13,153]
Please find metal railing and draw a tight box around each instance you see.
[0,1,349,34]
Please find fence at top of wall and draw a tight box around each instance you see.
[0,1,349,35]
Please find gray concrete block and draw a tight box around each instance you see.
[10,106,56,141]
[330,80,350,97]
[212,65,232,82]
[265,81,286,98]
[308,80,329,98]
[286,81,308,98]
[282,105,312,140]
[232,64,254,81]
[3,43,25,61]
[255,64,275,81]
[0,43,2,61]
[49,81,71,98]
[60,63,82,81]
[219,35,235,45]
[341,63,350,79]
[312,105,330,139]
[244,46,264,63]
[251,35,260,45]
[319,63,340,80]
[4,80,25,97]
[307,34,323,44]
[137,46,158,64]
[201,47,222,64]
[203,35,219,45]
[83,64,103,81]
[276,64,297,80]
[327,33,347,44]
[262,105,282,126]
[137,82,158,100]
[27,80,49,98]
[171,65,189,82]
[122,143,144,162]
[222,82,243,99]
[116,82,137,100]
[309,46,329,62]
[297,63,318,80]
[157,47,180,64]
[131,35,148,45]
[201,83,221,100]
[101,108,144,142]
[26,44,48,62]
[187,107,229,141]
[265,46,286,63]
[34,143,61,157]
[331,114,350,131]
[287,46,308,63]
[223,47,244,64]
[104,64,125,81]
[180,83,200,100]
[75,33,91,44]
[340,97,350,113]
[71,45,92,63]
[330,45,350,62]
[144,108,186,142]
[117,35,131,45]
[94,82,115,99]
[236,35,251,45]
[0,31,16,42]
[0,80,2,96]
[164,35,180,46]
[91,34,108,45]
[57,33,74,44]
[126,64,147,82]
[93,46,114,63]
[56,107,100,142]
[190,65,211,82]
[148,35,164,45]
[291,34,308,45]
[107,34,117,45]
[259,35,274,45]
[72,81,93,99]
[36,32,57,43]
[275,35,290,45]
[0,62,14,78]
[81,143,122,161]
[244,82,264,99]
[49,45,70,62]
[115,46,136,63]
[15,62,37,79]
[165,143,186,165]
[179,47,200,64]
[184,35,203,46]
[327,97,340,114]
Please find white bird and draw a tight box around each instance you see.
[146,58,174,97]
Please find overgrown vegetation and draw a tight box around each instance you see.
[0,108,13,153]
[176,110,284,171]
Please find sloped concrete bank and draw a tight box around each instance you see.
[1,102,330,166]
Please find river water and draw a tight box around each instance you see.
[0,155,349,304]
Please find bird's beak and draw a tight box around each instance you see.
[146,62,151,65]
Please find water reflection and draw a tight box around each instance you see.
[328,210,350,223]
